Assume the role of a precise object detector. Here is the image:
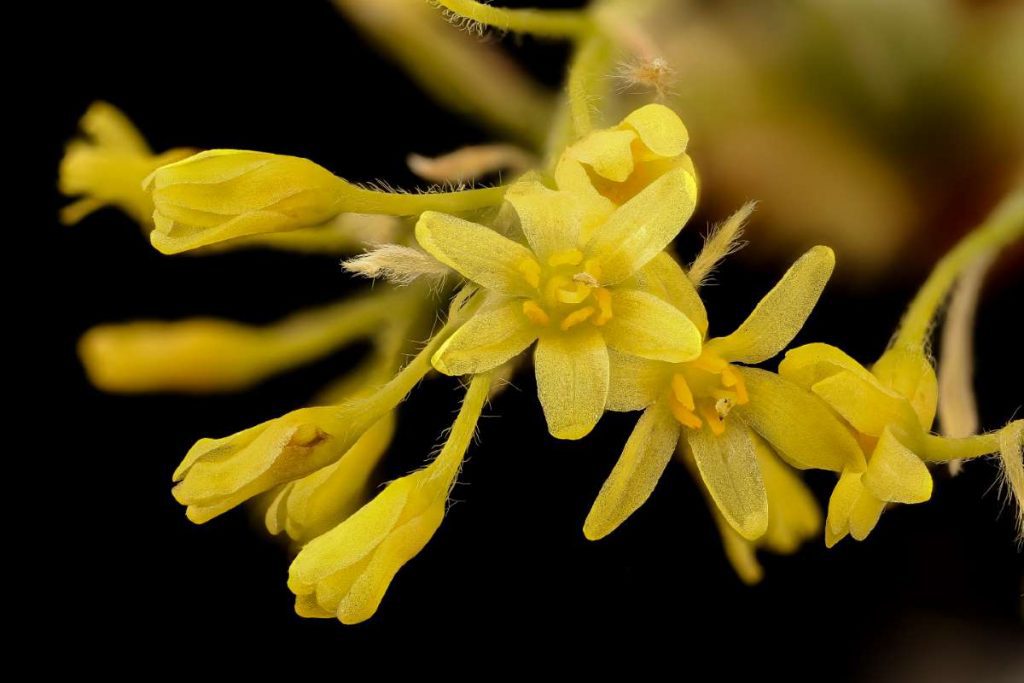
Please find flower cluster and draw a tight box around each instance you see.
[62,0,1023,623]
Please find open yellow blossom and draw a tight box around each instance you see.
[288,372,493,624]
[682,435,821,584]
[779,191,1024,545]
[586,245,864,540]
[58,101,193,227]
[554,103,696,220]
[145,149,509,254]
[416,164,700,440]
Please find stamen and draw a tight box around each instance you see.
[560,306,596,331]
[522,300,550,326]
[669,400,703,430]
[671,374,696,410]
[593,288,613,325]
[700,405,726,436]
[517,258,541,289]
[548,248,584,267]
[557,281,592,304]
[572,272,600,288]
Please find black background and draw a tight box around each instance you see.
[33,0,1022,675]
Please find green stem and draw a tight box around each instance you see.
[428,370,494,486]
[342,182,509,216]
[918,432,1000,463]
[434,0,592,39]
[894,189,1024,350]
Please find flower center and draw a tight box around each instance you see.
[666,349,749,435]
[518,249,613,331]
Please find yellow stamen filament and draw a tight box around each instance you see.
[548,248,584,267]
[700,405,726,436]
[517,258,542,289]
[557,281,592,304]
[669,399,703,430]
[671,374,696,410]
[593,288,613,325]
[560,306,595,331]
[522,300,550,326]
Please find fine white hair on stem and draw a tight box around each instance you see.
[996,420,1024,543]
[688,202,756,287]
[938,251,995,475]
[342,244,450,286]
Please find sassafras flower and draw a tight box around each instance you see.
[145,149,508,254]
[415,166,700,440]
[779,192,1024,545]
[287,372,493,624]
[58,101,193,227]
[586,245,864,540]
[554,103,696,216]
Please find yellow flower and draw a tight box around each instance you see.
[683,434,821,584]
[145,149,509,254]
[58,101,193,227]
[265,413,396,543]
[585,245,864,540]
[170,292,476,523]
[78,290,411,393]
[555,103,696,217]
[288,372,492,624]
[415,165,700,440]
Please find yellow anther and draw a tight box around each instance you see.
[517,258,542,289]
[545,274,571,303]
[669,399,703,430]
[560,306,596,331]
[557,281,592,304]
[671,374,696,410]
[522,300,550,326]
[721,367,749,404]
[593,287,613,325]
[700,404,726,436]
[548,248,584,267]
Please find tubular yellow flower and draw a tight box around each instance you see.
[416,161,700,440]
[682,436,821,584]
[145,149,509,254]
[586,245,864,541]
[288,372,493,624]
[58,101,193,227]
[778,191,1024,545]
[171,304,475,523]
[554,103,697,221]
[78,289,413,393]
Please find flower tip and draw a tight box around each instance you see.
[582,517,612,542]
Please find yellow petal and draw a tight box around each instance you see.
[601,289,702,363]
[862,428,933,504]
[336,499,446,624]
[621,103,689,159]
[706,246,834,364]
[778,342,879,390]
[584,167,698,284]
[432,298,538,376]
[872,348,938,431]
[535,328,609,440]
[848,489,886,541]
[289,475,417,589]
[584,401,680,540]
[687,420,768,540]
[734,367,867,472]
[757,439,822,554]
[569,129,639,182]
[825,469,861,547]
[504,180,581,258]
[714,516,764,585]
[79,101,150,153]
[808,371,917,437]
[606,350,672,412]
[415,211,538,297]
[628,251,708,337]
